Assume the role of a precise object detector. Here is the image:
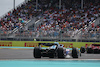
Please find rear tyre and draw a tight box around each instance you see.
[80,47,85,53]
[33,47,41,58]
[87,47,93,53]
[72,48,78,58]
[57,48,65,58]
[93,49,99,54]
[99,49,100,54]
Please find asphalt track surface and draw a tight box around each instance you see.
[0,48,100,60]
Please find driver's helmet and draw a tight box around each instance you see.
[54,42,62,47]
[54,42,59,45]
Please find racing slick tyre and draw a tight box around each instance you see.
[80,47,85,53]
[86,47,93,53]
[99,49,100,54]
[93,49,99,54]
[57,48,65,58]
[72,48,78,58]
[33,47,41,58]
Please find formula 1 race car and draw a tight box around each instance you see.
[33,43,81,58]
[80,44,100,54]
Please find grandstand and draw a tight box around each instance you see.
[0,0,100,42]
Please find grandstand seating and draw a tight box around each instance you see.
[27,0,100,39]
[0,0,43,35]
[81,23,100,39]
[0,0,100,41]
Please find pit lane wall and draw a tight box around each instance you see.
[0,41,100,48]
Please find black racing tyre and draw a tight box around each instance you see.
[57,48,65,58]
[72,48,78,58]
[87,47,93,53]
[93,49,99,54]
[33,47,41,58]
[99,49,100,54]
[80,47,85,53]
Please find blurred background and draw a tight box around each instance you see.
[0,0,100,42]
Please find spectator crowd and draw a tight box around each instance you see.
[0,0,100,39]
[25,0,100,38]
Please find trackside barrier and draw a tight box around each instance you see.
[0,41,100,48]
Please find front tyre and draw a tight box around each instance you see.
[33,47,41,58]
[80,47,85,53]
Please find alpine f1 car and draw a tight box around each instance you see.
[80,44,100,54]
[33,43,81,58]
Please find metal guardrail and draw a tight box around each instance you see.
[0,36,100,42]
[0,28,100,42]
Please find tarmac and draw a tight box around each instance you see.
[0,48,100,60]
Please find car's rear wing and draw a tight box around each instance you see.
[38,43,58,47]
[92,44,100,46]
